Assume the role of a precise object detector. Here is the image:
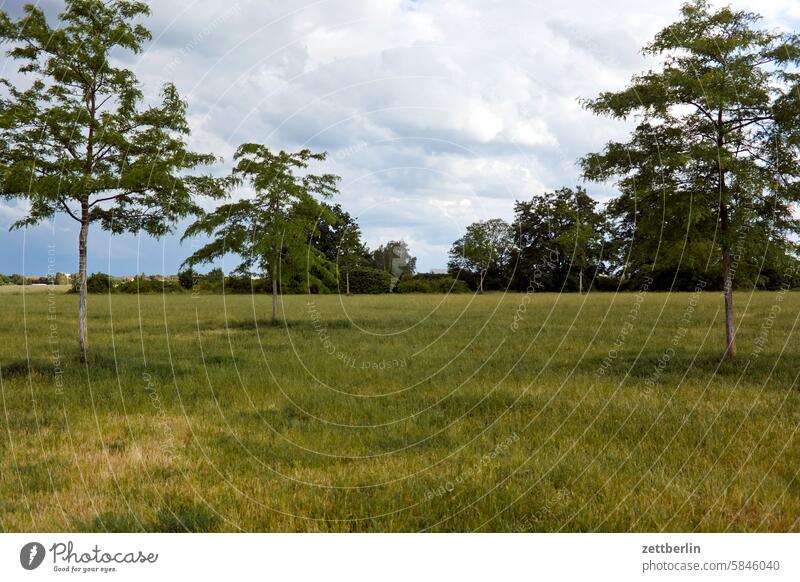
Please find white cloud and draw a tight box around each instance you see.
[1,0,797,273]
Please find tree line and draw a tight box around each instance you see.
[448,185,799,295]
[2,0,799,362]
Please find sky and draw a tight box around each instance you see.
[1,0,799,276]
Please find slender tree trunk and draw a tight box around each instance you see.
[720,202,736,360]
[271,276,278,323]
[346,270,350,296]
[79,84,96,362]
[479,272,484,294]
[579,270,583,294]
[78,203,89,361]
[717,112,736,361]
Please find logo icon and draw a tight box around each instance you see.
[20,542,46,570]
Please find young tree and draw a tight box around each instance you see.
[582,0,800,360]
[448,218,514,293]
[183,144,340,322]
[513,187,605,292]
[0,1,226,359]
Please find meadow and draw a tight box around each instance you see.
[0,289,798,532]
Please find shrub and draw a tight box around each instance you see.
[84,272,112,293]
[177,268,196,290]
[347,267,393,294]
[592,275,622,292]
[116,276,185,294]
[395,275,470,293]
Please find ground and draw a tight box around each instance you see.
[0,289,798,532]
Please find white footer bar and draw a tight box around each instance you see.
[1,533,797,581]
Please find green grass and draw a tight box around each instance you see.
[0,284,70,294]
[0,291,798,532]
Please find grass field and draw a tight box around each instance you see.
[0,284,70,294]
[0,290,798,532]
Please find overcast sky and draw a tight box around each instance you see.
[1,0,799,276]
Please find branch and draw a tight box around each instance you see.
[679,97,715,124]
[726,116,773,132]
[58,197,81,222]
[88,189,143,207]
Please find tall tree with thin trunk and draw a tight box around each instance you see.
[183,144,339,322]
[0,1,226,360]
[581,0,800,360]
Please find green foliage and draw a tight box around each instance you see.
[512,186,606,292]
[449,218,515,292]
[395,274,470,293]
[115,275,184,294]
[0,273,25,285]
[205,268,224,284]
[67,272,187,294]
[581,0,800,287]
[177,268,196,290]
[313,203,371,273]
[0,0,227,353]
[347,266,393,294]
[84,273,112,294]
[183,144,340,296]
[0,0,226,234]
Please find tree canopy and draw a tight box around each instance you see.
[448,218,515,292]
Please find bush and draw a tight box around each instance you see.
[592,275,622,292]
[85,272,112,293]
[347,267,393,294]
[117,276,185,294]
[72,273,186,294]
[395,275,470,293]
[3,273,26,285]
[178,268,196,290]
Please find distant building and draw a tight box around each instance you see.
[430,269,448,275]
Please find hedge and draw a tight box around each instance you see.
[347,267,393,294]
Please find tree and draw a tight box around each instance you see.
[312,203,370,294]
[205,268,224,283]
[448,218,515,293]
[183,144,340,321]
[177,267,196,290]
[513,187,605,292]
[581,0,800,360]
[0,1,226,359]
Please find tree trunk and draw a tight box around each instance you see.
[346,271,350,296]
[479,272,484,294]
[717,114,736,362]
[271,276,278,323]
[579,270,583,294]
[720,201,736,360]
[78,204,89,361]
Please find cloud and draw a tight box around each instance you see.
[1,0,797,273]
